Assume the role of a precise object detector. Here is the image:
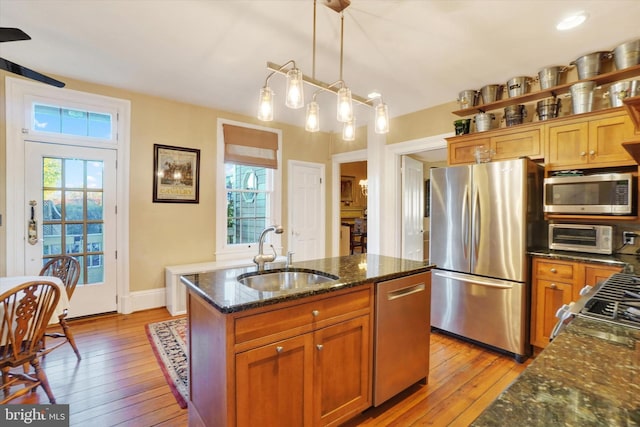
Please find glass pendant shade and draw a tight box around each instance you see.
[336,87,353,122]
[374,102,389,134]
[342,117,356,141]
[285,68,304,109]
[305,101,320,132]
[257,86,274,121]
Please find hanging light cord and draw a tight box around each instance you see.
[312,0,317,80]
[339,11,344,84]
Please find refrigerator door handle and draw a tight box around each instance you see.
[462,184,469,260]
[472,186,481,265]
[433,271,514,289]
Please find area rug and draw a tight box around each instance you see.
[145,317,189,409]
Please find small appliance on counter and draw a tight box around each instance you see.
[548,224,613,254]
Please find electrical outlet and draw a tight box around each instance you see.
[623,231,636,245]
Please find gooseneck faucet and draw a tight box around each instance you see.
[253,225,284,271]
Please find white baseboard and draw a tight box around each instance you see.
[121,288,166,315]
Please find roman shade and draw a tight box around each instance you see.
[222,124,278,169]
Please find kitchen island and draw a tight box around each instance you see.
[181,254,432,427]
[471,316,640,426]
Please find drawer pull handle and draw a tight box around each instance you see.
[550,268,557,273]
[316,344,323,351]
[311,310,320,317]
[275,346,284,353]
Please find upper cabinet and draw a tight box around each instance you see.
[544,109,636,170]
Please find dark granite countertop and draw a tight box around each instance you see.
[528,249,640,274]
[472,316,640,426]
[180,254,432,313]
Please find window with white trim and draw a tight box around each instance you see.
[216,120,281,260]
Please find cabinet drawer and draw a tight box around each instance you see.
[535,260,575,281]
[235,288,371,346]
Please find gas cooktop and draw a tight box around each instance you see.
[580,273,640,330]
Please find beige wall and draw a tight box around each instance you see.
[0,72,334,292]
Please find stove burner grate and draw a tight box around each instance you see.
[579,273,640,329]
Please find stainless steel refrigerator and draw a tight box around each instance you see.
[429,157,546,361]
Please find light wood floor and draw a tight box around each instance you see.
[7,308,531,426]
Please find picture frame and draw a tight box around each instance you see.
[153,144,200,203]
[341,176,355,203]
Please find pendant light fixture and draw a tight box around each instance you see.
[257,0,389,140]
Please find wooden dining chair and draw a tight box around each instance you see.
[39,255,81,360]
[0,280,60,404]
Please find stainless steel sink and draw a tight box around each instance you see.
[237,269,339,292]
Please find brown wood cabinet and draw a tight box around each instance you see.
[188,284,373,427]
[530,257,622,349]
[447,123,542,165]
[544,110,636,170]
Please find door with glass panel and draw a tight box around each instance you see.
[25,142,117,317]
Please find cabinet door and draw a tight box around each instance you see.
[236,334,314,427]
[447,136,490,165]
[531,279,573,348]
[588,114,635,166]
[546,121,589,168]
[491,128,543,160]
[314,315,371,426]
[583,264,623,296]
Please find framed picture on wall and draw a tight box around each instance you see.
[424,179,430,217]
[341,176,355,203]
[153,144,200,203]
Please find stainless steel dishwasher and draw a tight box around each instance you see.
[374,271,431,406]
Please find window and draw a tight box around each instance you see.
[216,120,281,260]
[33,103,113,139]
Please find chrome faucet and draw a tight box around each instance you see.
[253,225,284,271]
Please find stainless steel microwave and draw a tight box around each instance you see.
[543,173,635,215]
[548,224,613,254]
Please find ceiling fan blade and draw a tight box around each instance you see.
[0,57,65,87]
[0,27,31,42]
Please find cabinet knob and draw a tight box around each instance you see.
[580,151,586,156]
[275,346,284,353]
[311,310,320,317]
[550,268,557,273]
[316,344,324,351]
[589,150,596,156]
[550,283,557,289]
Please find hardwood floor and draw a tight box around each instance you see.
[6,308,531,426]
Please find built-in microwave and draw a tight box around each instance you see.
[548,224,613,254]
[543,173,635,215]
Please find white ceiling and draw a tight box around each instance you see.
[1,0,640,134]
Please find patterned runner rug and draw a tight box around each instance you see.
[145,317,189,409]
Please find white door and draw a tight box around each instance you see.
[401,156,424,261]
[288,161,325,262]
[25,141,118,317]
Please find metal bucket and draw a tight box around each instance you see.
[537,66,566,90]
[613,39,640,70]
[474,112,495,132]
[570,52,611,79]
[536,98,561,121]
[480,84,503,104]
[457,90,478,109]
[506,77,530,98]
[504,104,527,126]
[570,81,596,114]
[606,80,640,107]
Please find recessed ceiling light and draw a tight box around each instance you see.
[556,11,589,31]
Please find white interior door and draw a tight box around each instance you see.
[288,161,325,262]
[401,156,424,261]
[25,141,118,317]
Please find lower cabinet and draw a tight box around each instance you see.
[530,257,622,349]
[187,284,373,427]
[235,315,370,427]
